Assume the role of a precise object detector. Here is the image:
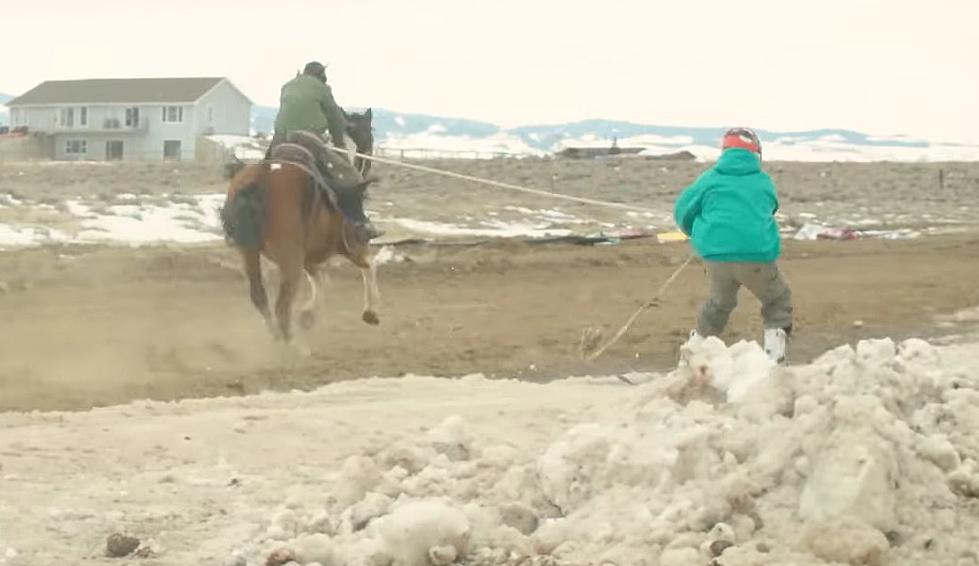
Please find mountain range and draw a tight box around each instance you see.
[252,105,930,149]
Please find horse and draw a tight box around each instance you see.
[220,110,381,347]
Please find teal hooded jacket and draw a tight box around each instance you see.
[673,148,782,263]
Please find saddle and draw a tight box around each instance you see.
[268,130,366,216]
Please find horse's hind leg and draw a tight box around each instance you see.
[242,249,276,337]
[275,255,303,343]
[361,264,380,325]
[297,268,319,331]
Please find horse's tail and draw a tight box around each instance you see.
[221,178,266,250]
[223,154,247,180]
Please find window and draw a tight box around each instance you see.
[207,106,214,125]
[58,107,88,128]
[125,107,140,128]
[103,109,122,129]
[65,140,87,154]
[163,140,182,160]
[60,107,75,128]
[162,106,183,123]
[12,109,27,127]
[106,141,124,161]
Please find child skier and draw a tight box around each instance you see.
[673,127,793,363]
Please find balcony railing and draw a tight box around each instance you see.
[49,118,149,134]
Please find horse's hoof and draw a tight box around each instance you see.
[276,340,311,360]
[298,310,316,330]
[291,342,312,358]
[362,311,380,325]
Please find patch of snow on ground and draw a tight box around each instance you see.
[373,245,407,265]
[387,217,572,239]
[0,224,66,248]
[68,194,224,245]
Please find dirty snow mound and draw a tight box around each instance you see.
[235,336,979,565]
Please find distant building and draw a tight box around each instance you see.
[557,145,644,159]
[5,77,251,161]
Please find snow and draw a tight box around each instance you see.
[793,223,923,241]
[3,335,979,565]
[866,134,928,144]
[0,223,66,247]
[207,134,255,148]
[387,217,572,239]
[205,134,267,160]
[373,131,979,162]
[71,194,224,245]
[0,194,225,248]
[379,131,545,158]
[2,195,599,247]
[372,245,407,265]
[0,193,22,206]
[558,133,695,147]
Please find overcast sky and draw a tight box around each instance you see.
[3,0,977,141]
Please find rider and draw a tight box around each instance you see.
[267,61,382,240]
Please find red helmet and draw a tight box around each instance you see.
[721,127,761,156]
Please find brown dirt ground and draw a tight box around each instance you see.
[1,233,978,412]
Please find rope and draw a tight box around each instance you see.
[323,144,662,215]
[314,141,695,363]
[583,254,695,362]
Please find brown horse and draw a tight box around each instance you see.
[221,110,380,346]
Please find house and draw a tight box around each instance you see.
[5,77,252,161]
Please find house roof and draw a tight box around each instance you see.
[7,77,239,106]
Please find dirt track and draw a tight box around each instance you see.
[1,233,978,412]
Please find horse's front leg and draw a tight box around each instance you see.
[361,264,380,325]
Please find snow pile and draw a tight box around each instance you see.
[232,336,979,566]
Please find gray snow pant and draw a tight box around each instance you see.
[697,261,793,337]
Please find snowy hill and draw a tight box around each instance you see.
[251,106,979,162]
[0,93,12,127]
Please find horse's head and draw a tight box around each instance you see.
[344,108,374,155]
[344,108,374,176]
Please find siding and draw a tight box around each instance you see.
[53,134,144,160]
[194,80,252,136]
[140,104,197,160]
